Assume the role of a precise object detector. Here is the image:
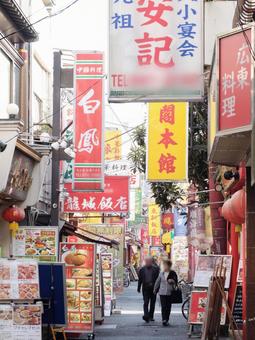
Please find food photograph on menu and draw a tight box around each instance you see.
[60,243,95,332]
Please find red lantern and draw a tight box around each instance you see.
[2,205,25,233]
[222,189,246,225]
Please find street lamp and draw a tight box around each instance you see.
[7,103,19,120]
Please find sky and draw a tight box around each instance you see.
[49,0,145,159]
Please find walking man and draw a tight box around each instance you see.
[137,257,160,322]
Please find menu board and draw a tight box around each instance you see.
[188,291,227,325]
[193,255,232,288]
[0,304,42,340]
[80,224,124,293]
[232,285,243,329]
[13,227,58,262]
[95,255,103,307]
[60,243,96,333]
[101,253,113,317]
[0,259,39,300]
[237,259,243,283]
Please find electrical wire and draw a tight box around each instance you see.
[4,75,106,144]
[0,0,81,42]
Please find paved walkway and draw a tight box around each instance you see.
[94,283,189,339]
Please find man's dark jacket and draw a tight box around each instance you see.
[138,265,160,292]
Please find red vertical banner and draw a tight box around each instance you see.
[218,28,252,132]
[73,52,104,191]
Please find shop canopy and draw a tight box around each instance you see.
[61,222,119,250]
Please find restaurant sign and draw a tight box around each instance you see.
[147,102,188,182]
[217,26,252,133]
[73,52,104,191]
[109,0,203,102]
[64,176,129,213]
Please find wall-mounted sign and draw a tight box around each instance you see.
[109,0,203,102]
[217,26,252,132]
[64,176,129,213]
[73,52,104,191]
[0,149,34,201]
[105,129,122,160]
[148,204,161,237]
[13,227,58,262]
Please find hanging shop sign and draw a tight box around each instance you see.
[161,212,174,230]
[147,102,188,182]
[193,254,232,289]
[64,176,129,213]
[13,226,58,262]
[60,243,96,333]
[174,207,187,236]
[152,236,161,247]
[109,0,203,102]
[188,291,227,325]
[81,224,125,294]
[148,204,161,237]
[140,226,150,246]
[105,129,122,161]
[217,27,252,133]
[0,304,42,339]
[73,52,104,191]
[100,253,113,316]
[104,160,130,176]
[0,259,39,300]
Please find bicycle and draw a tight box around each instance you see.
[178,280,193,321]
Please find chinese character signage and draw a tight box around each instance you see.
[64,176,129,213]
[105,129,122,160]
[147,102,188,181]
[141,225,150,246]
[73,52,104,191]
[218,27,252,131]
[60,243,96,333]
[109,0,203,102]
[148,204,161,236]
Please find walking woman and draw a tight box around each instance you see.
[154,260,178,326]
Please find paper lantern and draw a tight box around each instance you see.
[2,205,25,233]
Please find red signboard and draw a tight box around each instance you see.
[218,28,252,131]
[140,226,150,246]
[162,213,174,230]
[73,52,104,191]
[65,176,129,213]
[60,243,96,333]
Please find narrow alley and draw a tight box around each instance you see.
[95,284,188,340]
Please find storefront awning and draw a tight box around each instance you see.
[0,0,38,42]
[61,222,119,250]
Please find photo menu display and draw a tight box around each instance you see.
[60,243,96,333]
[0,259,39,300]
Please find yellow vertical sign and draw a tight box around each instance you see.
[147,103,188,182]
[148,204,161,237]
[105,129,122,160]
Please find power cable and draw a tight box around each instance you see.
[4,75,105,144]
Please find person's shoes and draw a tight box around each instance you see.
[149,317,155,321]
[162,320,169,326]
[143,316,150,323]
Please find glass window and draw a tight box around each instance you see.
[13,64,21,107]
[0,50,11,119]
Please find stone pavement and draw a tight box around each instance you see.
[94,283,190,339]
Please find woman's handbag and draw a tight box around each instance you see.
[170,286,183,304]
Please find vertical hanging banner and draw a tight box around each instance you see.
[109,0,203,102]
[73,52,104,191]
[148,204,161,237]
[105,129,122,160]
[217,27,252,132]
[147,102,188,181]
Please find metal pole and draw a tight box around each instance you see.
[51,51,61,226]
